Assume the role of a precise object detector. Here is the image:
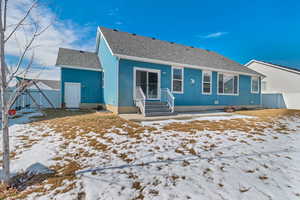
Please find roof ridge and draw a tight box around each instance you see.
[59,47,96,54]
[99,26,211,53]
[261,60,300,72]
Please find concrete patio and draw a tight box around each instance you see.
[119,110,233,122]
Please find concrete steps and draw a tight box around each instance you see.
[144,101,174,117]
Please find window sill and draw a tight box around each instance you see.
[172,91,184,94]
[202,92,212,95]
[217,93,239,96]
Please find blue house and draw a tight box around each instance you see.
[56,27,262,116]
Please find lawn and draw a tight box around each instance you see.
[1,109,300,199]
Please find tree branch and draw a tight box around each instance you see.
[4,0,38,43]
[7,22,51,84]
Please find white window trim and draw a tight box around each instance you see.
[171,66,184,94]
[202,71,212,95]
[133,67,161,100]
[251,76,259,94]
[217,72,239,96]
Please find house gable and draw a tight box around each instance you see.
[246,60,300,93]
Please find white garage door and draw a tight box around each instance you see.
[64,82,81,108]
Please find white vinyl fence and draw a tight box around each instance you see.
[262,93,300,109]
[283,93,300,109]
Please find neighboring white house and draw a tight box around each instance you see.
[245,60,300,109]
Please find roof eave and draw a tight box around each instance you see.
[57,64,103,72]
[115,53,262,77]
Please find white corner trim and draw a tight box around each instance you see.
[171,66,184,94]
[202,70,212,95]
[59,65,102,72]
[97,27,115,56]
[116,57,119,106]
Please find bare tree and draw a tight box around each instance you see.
[0,0,50,184]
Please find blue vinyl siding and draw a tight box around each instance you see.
[118,59,261,107]
[98,36,119,106]
[61,68,103,104]
[118,59,171,107]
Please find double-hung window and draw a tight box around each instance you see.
[218,73,239,95]
[202,71,212,94]
[172,67,183,93]
[251,77,259,93]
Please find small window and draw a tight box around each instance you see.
[218,73,238,95]
[251,77,259,93]
[202,71,211,94]
[172,67,183,93]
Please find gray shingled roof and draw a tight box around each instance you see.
[38,79,60,90]
[100,27,260,76]
[56,48,101,70]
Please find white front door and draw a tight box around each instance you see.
[64,82,81,108]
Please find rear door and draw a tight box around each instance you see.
[64,82,81,108]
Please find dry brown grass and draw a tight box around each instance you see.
[9,110,158,198]
[162,109,300,134]
[0,160,81,200]
[34,110,155,141]
[10,108,296,199]
[236,109,300,119]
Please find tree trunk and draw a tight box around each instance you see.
[0,4,10,183]
[1,105,10,184]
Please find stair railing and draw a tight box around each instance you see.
[135,86,146,116]
[161,88,175,113]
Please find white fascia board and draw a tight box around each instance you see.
[97,27,115,56]
[115,53,261,77]
[58,65,102,72]
[245,59,300,75]
[95,28,101,53]
[244,59,257,67]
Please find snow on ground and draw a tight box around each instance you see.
[141,114,256,127]
[1,110,300,199]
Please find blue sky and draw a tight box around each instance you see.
[49,0,300,68]
[7,0,300,80]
